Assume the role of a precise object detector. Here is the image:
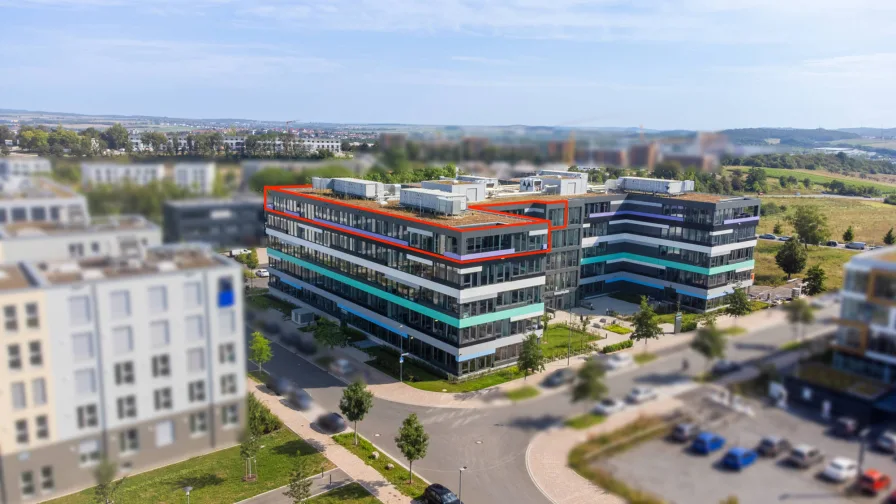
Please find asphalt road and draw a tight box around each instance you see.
[249,304,840,504]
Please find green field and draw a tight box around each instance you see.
[753,241,855,288]
[834,138,896,150]
[758,197,896,245]
[724,166,896,194]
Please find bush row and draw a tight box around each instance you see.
[247,393,283,436]
[601,340,634,354]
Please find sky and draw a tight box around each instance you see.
[1,0,895,130]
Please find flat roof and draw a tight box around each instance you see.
[36,244,228,285]
[166,195,263,208]
[0,215,156,239]
[424,180,480,185]
[275,187,533,227]
[0,177,80,200]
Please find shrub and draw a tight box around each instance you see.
[681,319,698,332]
[344,327,368,343]
[604,324,632,335]
[247,393,283,436]
[601,340,634,353]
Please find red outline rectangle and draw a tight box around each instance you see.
[263,185,555,264]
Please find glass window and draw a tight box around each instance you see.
[7,343,21,370]
[219,343,236,363]
[152,355,170,377]
[220,374,237,395]
[119,428,139,454]
[117,395,137,419]
[32,378,46,406]
[150,321,169,348]
[11,381,26,410]
[21,471,35,497]
[15,419,28,444]
[29,341,42,366]
[75,369,97,396]
[4,305,17,331]
[218,308,235,336]
[154,387,172,410]
[222,404,238,426]
[40,466,53,492]
[148,286,167,314]
[109,291,131,319]
[68,296,91,325]
[25,303,39,329]
[185,315,205,341]
[112,327,133,355]
[78,439,100,465]
[71,333,94,361]
[155,420,174,447]
[189,380,206,402]
[190,411,208,435]
[35,415,49,440]
[184,282,202,309]
[187,348,205,373]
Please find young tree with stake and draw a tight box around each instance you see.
[724,285,752,327]
[517,333,546,380]
[283,457,321,503]
[690,323,726,373]
[340,380,374,446]
[570,360,608,413]
[249,331,273,373]
[93,459,127,504]
[395,413,429,484]
[630,296,663,353]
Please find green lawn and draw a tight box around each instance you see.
[634,353,657,365]
[247,294,297,316]
[332,434,428,499]
[542,325,601,360]
[248,370,271,383]
[723,326,748,336]
[758,197,896,245]
[565,413,606,430]
[44,429,332,504]
[308,483,378,504]
[753,240,855,288]
[604,324,632,335]
[779,340,808,351]
[724,166,896,195]
[506,385,540,401]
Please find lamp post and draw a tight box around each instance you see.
[459,466,467,502]
[184,486,193,504]
[567,319,572,366]
[857,427,870,484]
[399,332,412,383]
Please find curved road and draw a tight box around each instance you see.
[251,305,838,504]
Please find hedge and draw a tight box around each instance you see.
[248,393,283,436]
[601,340,634,354]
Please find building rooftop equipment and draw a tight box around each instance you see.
[399,187,467,216]
[607,177,696,196]
[0,215,156,239]
[165,194,263,207]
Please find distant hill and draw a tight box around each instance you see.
[837,127,896,138]
[721,128,858,147]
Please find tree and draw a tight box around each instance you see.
[340,380,374,446]
[102,123,129,150]
[690,323,726,373]
[802,177,812,189]
[724,285,752,327]
[843,225,855,242]
[283,456,321,503]
[249,331,273,373]
[772,222,783,235]
[745,167,768,192]
[787,205,830,248]
[239,430,260,481]
[246,249,260,269]
[652,160,683,180]
[395,413,429,484]
[629,296,663,353]
[783,299,814,341]
[570,360,607,413]
[884,227,896,245]
[517,333,546,380]
[803,264,827,295]
[775,238,808,279]
[313,318,348,349]
[93,459,127,504]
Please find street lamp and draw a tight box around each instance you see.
[857,427,871,483]
[399,333,412,383]
[458,466,467,502]
[183,486,193,504]
[567,321,572,366]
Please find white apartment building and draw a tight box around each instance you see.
[81,163,166,187]
[173,162,216,194]
[0,215,162,263]
[0,157,52,177]
[0,177,88,225]
[0,244,245,504]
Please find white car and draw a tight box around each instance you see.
[329,358,355,377]
[601,353,634,371]
[592,398,627,416]
[255,269,270,278]
[626,386,658,404]
[876,431,896,453]
[822,457,858,482]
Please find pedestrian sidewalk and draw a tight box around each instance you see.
[525,396,686,504]
[247,379,413,504]
[238,468,351,504]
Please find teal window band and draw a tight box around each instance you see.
[580,252,754,276]
[269,248,544,328]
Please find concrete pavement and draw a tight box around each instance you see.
[237,469,352,504]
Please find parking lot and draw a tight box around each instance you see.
[599,391,896,504]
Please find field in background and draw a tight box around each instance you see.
[833,138,896,150]
[753,241,854,288]
[724,166,896,194]
[758,197,896,245]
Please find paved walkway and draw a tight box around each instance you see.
[525,396,687,504]
[252,299,836,411]
[238,468,351,504]
[247,379,415,504]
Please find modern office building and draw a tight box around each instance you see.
[163,196,265,247]
[0,158,51,177]
[0,177,88,226]
[0,243,245,504]
[173,162,216,194]
[81,163,166,187]
[0,215,161,263]
[264,175,759,377]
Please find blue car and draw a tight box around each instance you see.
[722,447,758,470]
[691,432,726,455]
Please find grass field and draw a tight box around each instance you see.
[332,434,428,499]
[565,413,607,430]
[753,241,855,287]
[725,166,896,194]
[506,385,541,401]
[834,138,896,150]
[44,429,331,504]
[758,197,896,244]
[308,483,379,503]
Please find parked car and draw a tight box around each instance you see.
[229,248,251,257]
[832,417,859,438]
[756,436,791,457]
[822,457,858,482]
[778,236,792,242]
[316,413,347,433]
[329,358,355,377]
[592,398,627,416]
[600,353,634,371]
[722,447,758,471]
[691,432,726,455]
[288,388,313,411]
[859,469,892,495]
[759,233,777,240]
[626,386,658,404]
[265,377,292,396]
[671,423,699,443]
[825,240,839,247]
[846,241,867,250]
[711,360,741,375]
[423,483,462,504]
[876,431,896,453]
[263,320,281,334]
[255,269,270,278]
[786,444,824,469]
[294,337,318,355]
[543,368,576,388]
